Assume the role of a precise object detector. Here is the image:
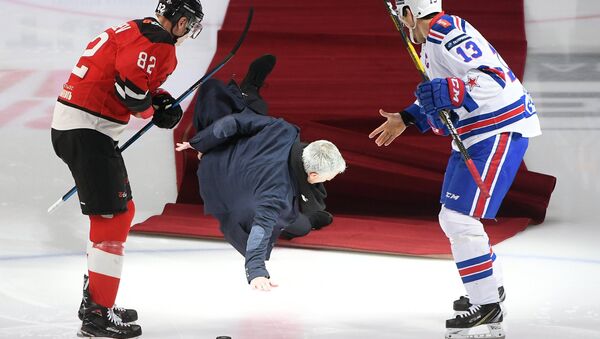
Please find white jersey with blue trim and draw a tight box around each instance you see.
[420,12,541,149]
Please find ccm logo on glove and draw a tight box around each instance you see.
[448,77,465,107]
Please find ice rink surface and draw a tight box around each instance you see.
[1,0,599,338]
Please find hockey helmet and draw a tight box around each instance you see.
[156,0,204,38]
[396,0,442,20]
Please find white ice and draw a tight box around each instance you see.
[1,1,599,338]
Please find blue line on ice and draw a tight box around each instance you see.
[1,248,599,265]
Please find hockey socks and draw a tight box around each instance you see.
[439,206,500,305]
[87,200,135,308]
[88,245,124,308]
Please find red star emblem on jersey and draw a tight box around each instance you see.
[466,76,480,91]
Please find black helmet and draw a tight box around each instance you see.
[156,0,204,38]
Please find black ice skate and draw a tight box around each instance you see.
[78,303,142,338]
[78,274,138,323]
[445,303,505,339]
[453,286,506,311]
[240,54,276,115]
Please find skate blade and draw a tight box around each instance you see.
[77,329,91,338]
[77,329,141,339]
[445,322,505,339]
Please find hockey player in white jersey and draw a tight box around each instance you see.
[369,0,541,338]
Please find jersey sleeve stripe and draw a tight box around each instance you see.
[429,31,445,40]
[427,37,443,44]
[453,16,460,30]
[477,66,507,88]
[114,76,151,112]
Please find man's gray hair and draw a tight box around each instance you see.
[302,140,346,174]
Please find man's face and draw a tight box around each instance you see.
[307,172,338,184]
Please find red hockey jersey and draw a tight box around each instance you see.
[51,17,177,141]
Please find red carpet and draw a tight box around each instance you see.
[134,203,531,257]
[132,0,556,256]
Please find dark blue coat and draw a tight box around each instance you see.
[188,79,300,282]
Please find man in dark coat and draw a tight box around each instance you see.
[175,55,346,290]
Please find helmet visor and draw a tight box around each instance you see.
[186,16,203,39]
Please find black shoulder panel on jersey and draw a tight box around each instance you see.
[134,18,175,45]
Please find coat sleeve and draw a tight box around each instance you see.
[188,111,276,154]
[244,192,288,282]
[244,122,300,282]
[243,159,293,282]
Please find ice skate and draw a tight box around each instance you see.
[78,303,142,338]
[445,303,505,339]
[78,275,138,323]
[453,286,506,311]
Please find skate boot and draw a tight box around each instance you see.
[240,54,276,115]
[453,286,506,311]
[78,275,138,323]
[445,303,505,339]
[78,303,142,338]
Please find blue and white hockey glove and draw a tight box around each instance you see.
[416,77,465,117]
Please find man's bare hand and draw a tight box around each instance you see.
[176,142,202,160]
[175,142,192,152]
[368,109,407,146]
[250,277,278,292]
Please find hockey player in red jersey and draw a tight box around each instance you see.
[51,1,204,337]
[370,1,541,338]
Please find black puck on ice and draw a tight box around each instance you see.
[216,337,232,339]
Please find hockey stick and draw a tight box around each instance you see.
[48,7,254,214]
[382,0,490,199]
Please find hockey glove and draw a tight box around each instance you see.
[416,77,465,117]
[151,89,183,129]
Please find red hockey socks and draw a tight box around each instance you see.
[87,200,135,308]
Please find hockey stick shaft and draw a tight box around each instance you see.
[48,7,254,214]
[383,0,490,199]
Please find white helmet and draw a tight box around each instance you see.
[396,0,442,19]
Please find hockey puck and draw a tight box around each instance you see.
[216,337,232,339]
